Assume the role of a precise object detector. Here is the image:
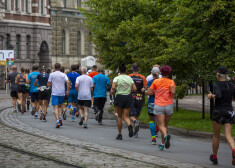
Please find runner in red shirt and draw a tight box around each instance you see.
[88,65,99,107]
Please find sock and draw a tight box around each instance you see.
[27,100,30,108]
[212,154,217,159]
[35,112,38,116]
[72,107,77,116]
[59,117,62,120]
[149,121,156,138]
[57,120,59,123]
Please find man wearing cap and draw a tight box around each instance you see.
[129,63,147,137]
[146,64,162,82]
[34,67,50,121]
[146,67,160,145]
[208,66,235,165]
[148,65,176,151]
[93,69,110,125]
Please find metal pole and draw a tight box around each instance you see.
[5,64,7,95]
[202,80,205,119]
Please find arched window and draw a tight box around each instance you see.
[26,35,30,59]
[41,0,44,14]
[62,30,66,54]
[5,0,7,9]
[16,35,20,59]
[77,0,81,7]
[77,31,81,55]
[25,0,29,13]
[15,0,19,11]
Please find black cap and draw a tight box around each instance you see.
[217,66,228,74]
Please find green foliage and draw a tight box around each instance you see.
[81,0,235,80]
[176,83,188,100]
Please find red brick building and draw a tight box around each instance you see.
[0,0,52,89]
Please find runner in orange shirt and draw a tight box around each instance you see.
[148,65,176,150]
[88,65,99,108]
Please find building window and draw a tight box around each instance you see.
[63,0,66,8]
[6,34,10,49]
[62,30,66,54]
[77,0,81,7]
[41,0,44,14]
[26,35,30,59]
[89,33,93,55]
[16,35,20,59]
[15,0,18,11]
[77,31,81,55]
[25,0,29,13]
[5,0,7,9]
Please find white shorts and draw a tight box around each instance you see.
[154,104,174,116]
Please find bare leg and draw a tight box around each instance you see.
[43,100,48,116]
[212,121,221,155]
[156,114,167,143]
[224,123,235,149]
[58,104,62,118]
[53,105,59,120]
[79,105,84,117]
[116,106,123,134]
[17,93,23,105]
[130,116,137,123]
[12,97,17,110]
[123,108,131,126]
[84,107,89,123]
[22,94,28,112]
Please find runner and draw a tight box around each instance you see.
[146,64,162,82]
[76,64,82,75]
[15,67,29,114]
[93,69,110,125]
[67,65,80,121]
[25,69,31,111]
[148,65,176,150]
[111,63,137,140]
[129,63,147,137]
[60,66,69,120]
[5,65,19,113]
[27,65,40,118]
[208,66,235,165]
[48,63,70,128]
[146,67,160,145]
[34,67,50,121]
[88,65,99,108]
[75,66,93,128]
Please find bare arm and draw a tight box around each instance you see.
[132,83,137,92]
[47,82,52,87]
[90,87,93,93]
[34,79,39,87]
[15,75,19,85]
[147,88,154,95]
[66,80,70,95]
[75,84,79,92]
[111,82,117,95]
[170,86,176,99]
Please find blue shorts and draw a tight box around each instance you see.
[68,89,78,103]
[52,95,64,106]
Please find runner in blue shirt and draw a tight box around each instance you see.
[93,69,110,125]
[67,65,80,121]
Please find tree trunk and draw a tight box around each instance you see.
[176,99,178,112]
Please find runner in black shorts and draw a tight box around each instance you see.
[34,67,50,121]
[208,66,235,166]
[5,65,19,113]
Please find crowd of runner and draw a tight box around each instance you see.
[5,63,235,166]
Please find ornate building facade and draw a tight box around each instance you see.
[0,0,52,89]
[50,0,95,69]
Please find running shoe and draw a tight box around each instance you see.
[110,100,112,105]
[56,121,60,128]
[134,132,138,138]
[43,115,47,122]
[76,111,79,117]
[83,123,88,128]
[95,113,99,121]
[158,144,164,150]
[210,154,218,165]
[128,125,134,137]
[149,139,157,145]
[69,107,74,115]
[34,114,38,119]
[59,117,63,126]
[134,120,140,135]
[13,109,17,113]
[21,111,24,115]
[79,116,84,126]
[116,134,122,140]
[31,106,36,115]
[71,117,75,122]
[40,112,44,120]
[232,150,235,165]
[98,121,103,125]
[24,109,26,113]
[164,134,171,149]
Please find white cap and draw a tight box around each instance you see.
[151,67,160,74]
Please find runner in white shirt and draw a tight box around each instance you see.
[75,67,94,128]
[146,64,162,82]
[47,63,70,128]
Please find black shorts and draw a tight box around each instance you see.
[115,94,132,109]
[78,100,91,108]
[94,97,107,111]
[129,98,144,117]
[17,85,29,94]
[38,90,51,101]
[10,91,18,98]
[31,92,39,102]
[211,107,235,124]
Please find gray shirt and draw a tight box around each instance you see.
[76,74,94,100]
[7,71,19,91]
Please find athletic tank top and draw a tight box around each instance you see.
[18,73,26,84]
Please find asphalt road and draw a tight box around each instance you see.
[18,105,233,168]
